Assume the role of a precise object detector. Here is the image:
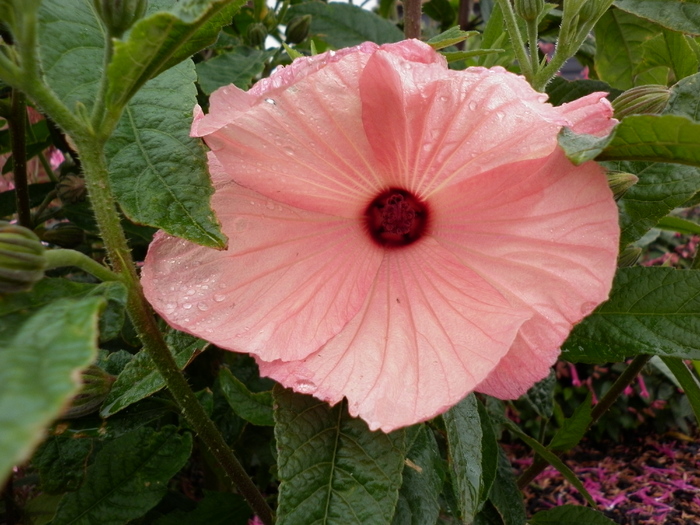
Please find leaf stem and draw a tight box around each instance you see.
[516,354,652,489]
[403,0,422,39]
[526,19,540,79]
[44,248,123,282]
[9,89,31,228]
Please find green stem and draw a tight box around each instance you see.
[9,89,31,228]
[516,354,652,490]
[526,19,540,79]
[494,0,532,80]
[91,28,113,132]
[37,151,58,183]
[31,189,57,224]
[403,0,422,39]
[45,248,122,282]
[75,142,275,525]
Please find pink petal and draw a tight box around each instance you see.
[428,152,619,398]
[559,92,617,136]
[142,162,383,362]
[359,45,571,200]
[258,238,531,432]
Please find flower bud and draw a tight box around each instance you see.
[514,0,544,22]
[57,174,87,204]
[93,0,148,38]
[618,245,642,268]
[62,365,116,419]
[285,15,312,44]
[0,221,47,293]
[41,222,85,248]
[612,85,671,119]
[607,171,639,201]
[247,22,268,48]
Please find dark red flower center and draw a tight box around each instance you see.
[364,188,429,248]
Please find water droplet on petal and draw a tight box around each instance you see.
[266,200,276,210]
[214,294,226,302]
[468,101,478,111]
[197,302,209,311]
[294,379,317,394]
[265,98,276,105]
[182,303,192,310]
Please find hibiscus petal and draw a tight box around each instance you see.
[559,92,617,136]
[142,179,383,362]
[429,153,619,398]
[258,238,531,432]
[359,43,570,200]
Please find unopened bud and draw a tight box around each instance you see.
[57,174,87,204]
[612,85,671,119]
[247,23,268,48]
[285,15,312,44]
[0,221,46,293]
[618,245,642,268]
[93,0,148,38]
[514,0,544,22]
[41,222,85,248]
[62,365,116,419]
[607,171,638,201]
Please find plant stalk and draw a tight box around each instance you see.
[403,0,422,39]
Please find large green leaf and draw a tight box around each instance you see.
[105,60,226,248]
[562,267,700,363]
[634,29,699,85]
[153,490,249,525]
[614,0,700,35]
[100,330,206,417]
[548,393,592,452]
[106,0,246,112]
[545,77,620,106]
[286,2,403,48]
[443,395,498,524]
[218,368,274,426]
[665,72,700,121]
[391,425,444,525]
[522,370,555,419]
[195,47,273,95]
[484,448,526,525]
[594,8,663,90]
[273,386,405,525]
[50,426,193,525]
[0,296,104,485]
[530,505,616,524]
[660,356,700,424]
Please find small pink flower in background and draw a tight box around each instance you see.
[142,40,619,432]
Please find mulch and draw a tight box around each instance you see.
[508,433,700,524]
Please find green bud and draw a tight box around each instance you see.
[0,221,46,294]
[618,245,642,268]
[62,365,116,419]
[607,171,638,201]
[93,0,148,38]
[285,15,312,44]
[57,174,87,204]
[41,222,85,248]
[514,0,544,22]
[612,85,671,119]
[247,22,268,48]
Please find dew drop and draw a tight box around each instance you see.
[468,100,478,111]
[214,294,226,302]
[265,98,276,105]
[197,302,209,311]
[233,217,248,232]
[182,303,193,310]
[283,146,295,156]
[164,303,176,313]
[294,379,317,394]
[266,200,276,210]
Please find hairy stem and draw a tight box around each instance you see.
[45,248,122,282]
[9,89,31,228]
[403,0,422,39]
[517,354,652,490]
[494,0,532,80]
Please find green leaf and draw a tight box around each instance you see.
[273,385,405,525]
[443,395,498,523]
[476,2,514,68]
[423,0,456,26]
[100,330,206,417]
[665,72,700,121]
[522,370,556,419]
[196,47,274,95]
[106,60,226,248]
[594,8,662,90]
[503,421,595,506]
[153,490,249,525]
[50,426,193,525]
[484,448,526,525]
[218,368,274,426]
[33,436,95,493]
[614,0,700,35]
[426,26,477,50]
[529,504,616,524]
[635,29,699,84]
[546,77,621,106]
[391,425,444,525]
[557,127,612,165]
[0,296,104,485]
[286,2,403,48]
[656,215,700,235]
[562,267,700,363]
[106,0,247,112]
[660,357,700,424]
[548,392,592,452]
[442,49,504,63]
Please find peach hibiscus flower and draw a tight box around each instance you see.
[142,40,619,432]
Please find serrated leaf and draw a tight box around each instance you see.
[218,368,273,426]
[100,330,206,417]
[529,504,616,524]
[442,49,503,63]
[33,436,95,493]
[660,357,700,424]
[443,395,497,523]
[286,2,403,48]
[635,29,698,85]
[523,370,556,419]
[106,0,247,112]
[594,8,662,90]
[562,267,700,363]
[546,77,621,106]
[426,26,477,50]
[50,426,192,525]
[614,0,700,35]
[391,425,444,525]
[196,47,274,95]
[665,72,700,121]
[0,296,103,485]
[485,448,526,525]
[106,60,226,248]
[153,490,249,525]
[548,393,592,452]
[273,385,405,525]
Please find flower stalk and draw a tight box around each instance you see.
[403,0,422,39]
[9,89,31,228]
